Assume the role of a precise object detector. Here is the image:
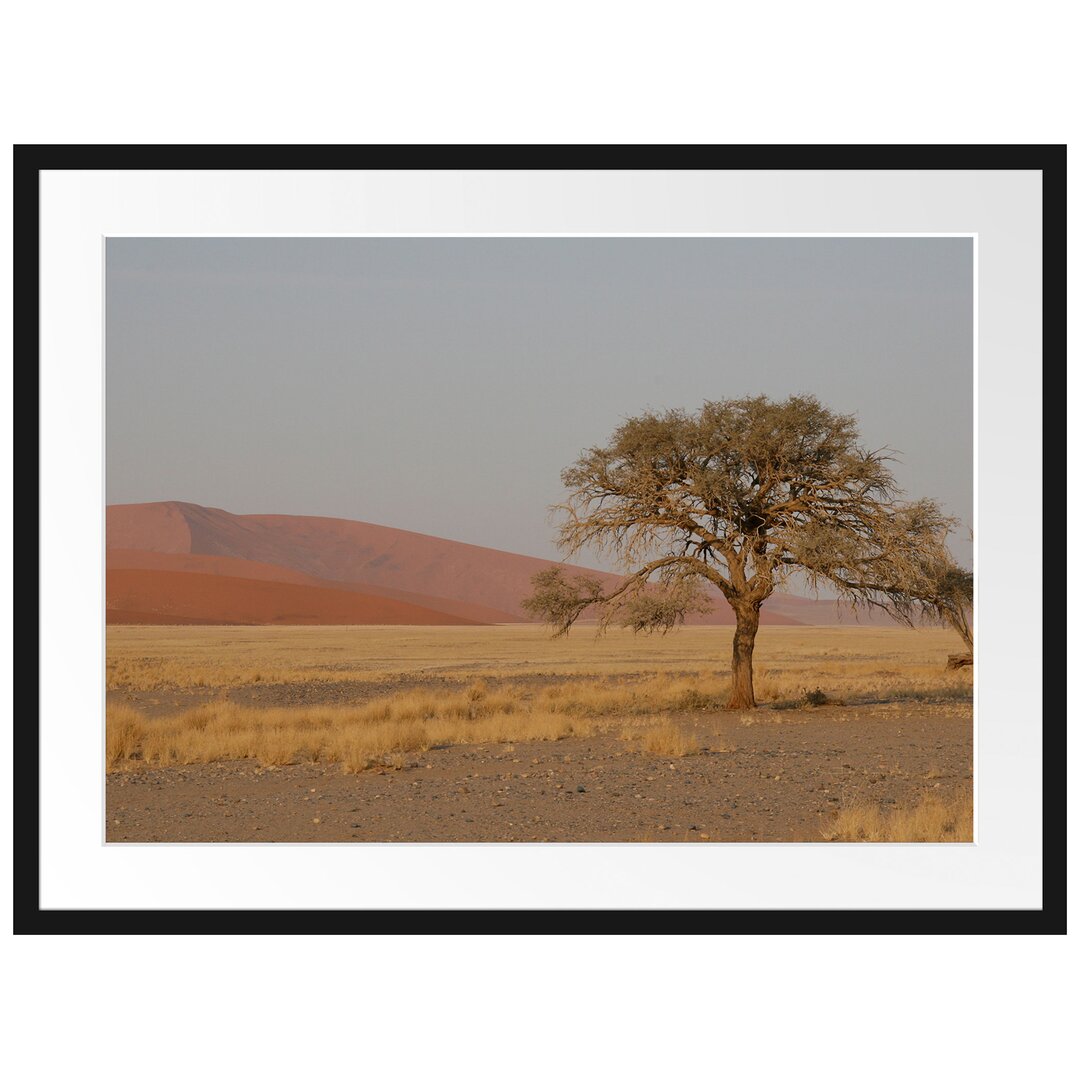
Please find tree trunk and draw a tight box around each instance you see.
[727,601,761,709]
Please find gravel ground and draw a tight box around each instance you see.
[106,701,972,842]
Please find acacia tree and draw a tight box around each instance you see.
[524,395,965,709]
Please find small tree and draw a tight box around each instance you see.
[524,395,964,709]
[886,557,974,662]
[934,565,974,655]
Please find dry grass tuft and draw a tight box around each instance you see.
[626,721,702,758]
[105,685,607,774]
[822,790,973,842]
[106,705,146,769]
[107,668,747,773]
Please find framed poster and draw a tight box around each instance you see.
[17,145,1064,931]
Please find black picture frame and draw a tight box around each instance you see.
[15,144,1066,934]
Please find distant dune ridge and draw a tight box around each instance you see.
[106,501,890,627]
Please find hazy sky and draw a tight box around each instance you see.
[106,237,973,569]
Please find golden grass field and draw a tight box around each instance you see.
[108,623,968,692]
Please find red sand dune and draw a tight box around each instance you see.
[106,502,892,627]
[106,609,231,626]
[106,569,487,626]
[107,549,519,624]
[107,502,193,554]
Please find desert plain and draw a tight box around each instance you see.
[106,623,973,843]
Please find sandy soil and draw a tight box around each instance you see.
[106,701,972,843]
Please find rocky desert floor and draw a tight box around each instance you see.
[106,701,972,843]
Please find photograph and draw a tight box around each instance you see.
[104,234,975,844]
